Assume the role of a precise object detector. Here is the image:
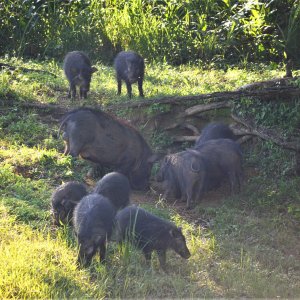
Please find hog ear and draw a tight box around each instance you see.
[169,228,180,238]
[91,66,98,73]
[191,161,200,172]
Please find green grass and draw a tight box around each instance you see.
[0,57,299,298]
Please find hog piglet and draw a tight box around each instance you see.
[115,205,191,270]
[51,181,88,226]
[63,51,97,99]
[93,172,130,210]
[114,51,145,98]
[195,122,235,148]
[73,194,116,266]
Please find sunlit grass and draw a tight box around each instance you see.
[0,205,107,299]
[0,57,299,298]
[0,56,288,107]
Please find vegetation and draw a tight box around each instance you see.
[0,57,299,298]
[1,1,300,65]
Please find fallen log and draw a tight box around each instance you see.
[173,136,198,142]
[106,86,300,110]
[184,100,232,116]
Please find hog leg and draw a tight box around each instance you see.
[117,76,122,95]
[125,81,132,98]
[157,249,167,271]
[69,83,76,98]
[142,248,152,267]
[228,170,240,194]
[99,242,106,263]
[138,78,144,97]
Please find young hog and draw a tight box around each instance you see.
[63,51,97,99]
[51,181,88,226]
[73,193,116,266]
[156,151,208,208]
[58,107,158,191]
[115,205,190,270]
[93,172,130,210]
[194,122,235,148]
[114,51,145,98]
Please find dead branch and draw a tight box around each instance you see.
[181,123,200,135]
[237,76,294,91]
[184,100,232,116]
[173,136,198,142]
[236,135,253,144]
[231,113,300,151]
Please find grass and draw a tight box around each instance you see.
[0,56,299,298]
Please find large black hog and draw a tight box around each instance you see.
[73,193,116,266]
[114,51,145,98]
[115,205,190,270]
[63,51,97,99]
[157,139,243,208]
[51,181,88,226]
[93,172,130,210]
[59,108,157,191]
[195,122,235,148]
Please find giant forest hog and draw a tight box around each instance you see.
[157,139,243,208]
[114,51,145,98]
[63,51,97,99]
[73,194,116,266]
[93,172,130,210]
[59,108,157,191]
[194,122,235,148]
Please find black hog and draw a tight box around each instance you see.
[194,122,235,148]
[156,151,207,208]
[115,205,190,270]
[114,51,145,98]
[59,107,157,191]
[194,138,243,194]
[157,139,243,208]
[51,181,88,226]
[63,51,97,99]
[73,194,116,266]
[93,172,130,210]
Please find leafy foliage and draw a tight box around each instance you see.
[1,0,300,65]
